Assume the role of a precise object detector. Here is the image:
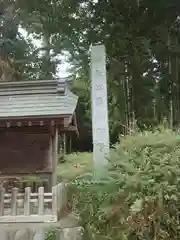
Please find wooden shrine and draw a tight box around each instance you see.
[0,79,78,190]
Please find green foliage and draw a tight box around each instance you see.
[58,0,180,145]
[71,129,180,239]
[45,228,57,240]
[2,0,180,148]
[1,1,180,136]
[0,1,37,79]
[72,75,91,130]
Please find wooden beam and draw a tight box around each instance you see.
[58,126,77,132]
[0,173,52,179]
[0,121,77,132]
[0,214,57,223]
[0,126,50,134]
[0,118,65,128]
[0,114,71,121]
[0,125,75,134]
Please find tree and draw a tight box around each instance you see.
[0,0,35,80]
[53,0,180,140]
[2,0,180,148]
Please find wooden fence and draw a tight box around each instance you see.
[0,182,68,224]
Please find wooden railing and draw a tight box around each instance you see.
[0,183,68,224]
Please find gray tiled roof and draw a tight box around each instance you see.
[0,80,78,119]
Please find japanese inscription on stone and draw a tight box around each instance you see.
[91,45,110,167]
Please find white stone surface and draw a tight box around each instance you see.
[91,45,110,168]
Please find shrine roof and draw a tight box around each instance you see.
[0,79,78,119]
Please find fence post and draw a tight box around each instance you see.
[33,229,45,240]
[11,188,18,215]
[38,187,44,215]
[37,186,45,240]
[24,187,31,215]
[52,186,57,216]
[56,183,68,218]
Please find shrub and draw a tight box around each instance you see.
[71,129,180,239]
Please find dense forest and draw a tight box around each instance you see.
[1,0,180,150]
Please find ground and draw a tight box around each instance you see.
[57,152,93,181]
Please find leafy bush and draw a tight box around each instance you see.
[71,129,180,239]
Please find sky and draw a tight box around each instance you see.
[19,28,70,78]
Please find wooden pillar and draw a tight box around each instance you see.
[48,136,53,190]
[58,134,63,161]
[52,127,58,186]
[69,134,72,153]
[63,133,66,157]
[49,136,53,169]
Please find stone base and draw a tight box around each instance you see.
[0,227,84,240]
[0,214,83,240]
[59,227,83,240]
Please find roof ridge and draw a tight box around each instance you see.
[0,79,68,96]
[0,79,61,87]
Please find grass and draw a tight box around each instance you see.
[57,152,93,181]
[57,129,180,182]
